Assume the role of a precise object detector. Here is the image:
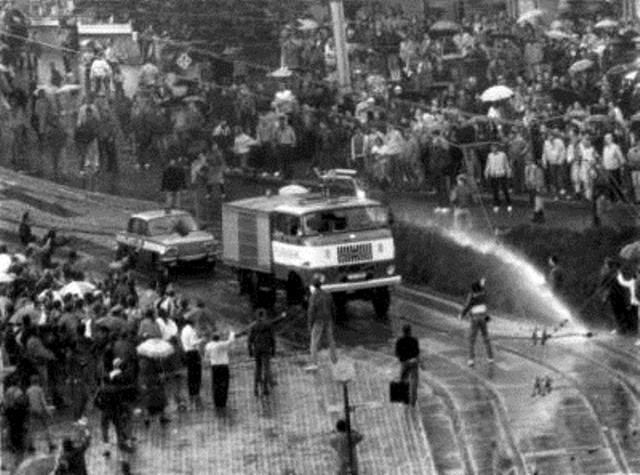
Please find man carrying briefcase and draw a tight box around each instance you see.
[393,324,420,406]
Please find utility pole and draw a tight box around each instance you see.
[329,0,351,91]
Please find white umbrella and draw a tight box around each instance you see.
[625,70,639,81]
[0,273,14,284]
[59,281,96,297]
[37,289,62,302]
[0,253,11,273]
[550,20,563,30]
[268,66,293,78]
[569,59,594,74]
[137,338,175,359]
[546,30,574,41]
[296,18,319,31]
[517,9,546,24]
[594,19,618,29]
[14,454,57,475]
[620,241,640,260]
[480,85,514,102]
[55,84,81,94]
[279,184,309,195]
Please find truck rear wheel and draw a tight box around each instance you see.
[372,287,390,319]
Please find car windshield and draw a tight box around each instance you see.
[302,206,389,235]
[147,214,199,236]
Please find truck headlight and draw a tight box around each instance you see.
[386,265,396,276]
[164,247,178,258]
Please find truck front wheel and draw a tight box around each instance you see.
[372,287,390,319]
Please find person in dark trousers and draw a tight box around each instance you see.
[161,158,187,210]
[180,312,203,409]
[18,211,36,246]
[53,422,92,475]
[547,255,565,295]
[394,324,420,406]
[329,419,364,475]
[204,331,236,408]
[459,278,494,367]
[248,309,276,396]
[3,372,29,471]
[307,275,338,371]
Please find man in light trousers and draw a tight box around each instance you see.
[307,275,338,371]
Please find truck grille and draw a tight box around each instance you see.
[337,243,373,264]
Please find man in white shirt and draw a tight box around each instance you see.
[484,143,512,213]
[541,129,567,198]
[602,133,625,202]
[89,53,112,95]
[180,313,203,409]
[203,331,236,408]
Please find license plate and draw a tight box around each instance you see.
[347,272,367,281]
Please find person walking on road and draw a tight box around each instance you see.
[306,275,338,371]
[394,324,420,406]
[161,158,187,210]
[459,278,494,367]
[204,330,236,408]
[329,419,364,475]
[180,312,203,410]
[248,309,276,396]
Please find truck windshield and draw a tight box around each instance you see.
[302,206,389,235]
[148,215,199,236]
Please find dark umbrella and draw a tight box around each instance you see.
[96,315,126,333]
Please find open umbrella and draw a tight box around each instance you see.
[569,59,594,74]
[96,315,126,333]
[429,20,460,35]
[14,454,57,475]
[480,85,514,102]
[137,338,174,359]
[607,64,631,76]
[59,281,96,297]
[517,9,546,24]
[10,305,40,325]
[625,70,639,81]
[296,18,319,31]
[594,19,618,29]
[182,95,205,103]
[546,30,575,41]
[0,253,11,273]
[620,241,640,260]
[37,289,62,302]
[55,84,81,94]
[268,66,293,78]
[0,273,14,284]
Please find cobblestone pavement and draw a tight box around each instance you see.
[12,352,435,475]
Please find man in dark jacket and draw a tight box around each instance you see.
[248,309,276,396]
[161,158,186,210]
[394,324,420,406]
[307,275,338,370]
[54,423,91,475]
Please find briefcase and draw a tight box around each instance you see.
[389,380,410,404]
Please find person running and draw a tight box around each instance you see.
[459,278,494,367]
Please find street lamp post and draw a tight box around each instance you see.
[332,360,357,475]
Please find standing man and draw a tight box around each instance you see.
[307,275,338,371]
[541,129,567,199]
[274,115,297,179]
[484,143,512,213]
[248,309,276,396]
[203,330,235,409]
[450,174,474,231]
[602,133,625,202]
[547,255,565,296]
[459,278,494,367]
[161,158,186,210]
[180,312,203,410]
[394,324,420,406]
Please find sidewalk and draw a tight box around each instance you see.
[9,351,435,475]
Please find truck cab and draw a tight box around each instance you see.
[222,182,400,318]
